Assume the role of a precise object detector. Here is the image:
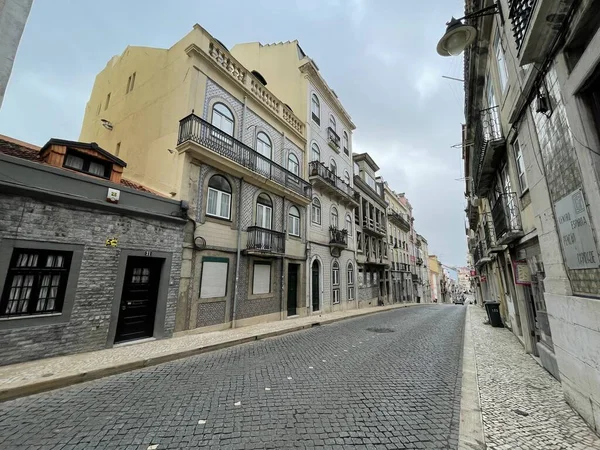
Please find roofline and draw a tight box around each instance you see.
[41,138,127,167]
[352,152,379,172]
[0,134,41,151]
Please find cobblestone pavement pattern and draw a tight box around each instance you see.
[470,306,600,449]
[0,305,465,450]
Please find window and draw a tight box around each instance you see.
[288,206,300,237]
[343,131,349,155]
[206,175,232,220]
[288,153,299,176]
[256,132,272,176]
[311,143,320,162]
[211,103,234,136]
[1,249,72,317]
[365,173,376,191]
[513,138,528,192]
[252,263,271,294]
[329,115,336,132]
[63,150,110,178]
[344,170,350,185]
[494,31,508,92]
[104,92,111,110]
[330,159,337,176]
[345,214,352,234]
[331,207,339,228]
[353,162,359,176]
[200,257,228,298]
[332,261,340,286]
[311,94,320,124]
[347,263,354,300]
[256,193,273,229]
[333,288,340,305]
[311,197,321,225]
[126,72,136,94]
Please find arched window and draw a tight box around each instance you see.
[288,153,299,176]
[329,115,336,132]
[331,206,339,229]
[311,197,321,225]
[311,94,320,124]
[311,143,320,162]
[206,174,232,219]
[332,260,340,304]
[256,132,272,176]
[344,170,350,185]
[211,103,234,136]
[288,206,300,237]
[256,193,273,229]
[345,214,352,234]
[347,262,354,300]
[330,159,337,176]
[343,131,349,155]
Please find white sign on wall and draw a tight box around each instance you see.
[554,188,600,269]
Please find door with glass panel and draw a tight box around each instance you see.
[256,194,273,250]
[256,132,272,177]
[211,103,234,148]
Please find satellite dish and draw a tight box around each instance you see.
[101,119,113,131]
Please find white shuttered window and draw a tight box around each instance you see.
[253,263,271,294]
[200,260,228,298]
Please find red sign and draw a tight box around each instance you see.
[480,275,487,282]
[470,270,476,277]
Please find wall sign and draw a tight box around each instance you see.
[513,260,531,285]
[107,188,121,203]
[480,275,487,282]
[555,188,600,269]
[106,238,118,247]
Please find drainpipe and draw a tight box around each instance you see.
[281,195,286,321]
[232,178,244,328]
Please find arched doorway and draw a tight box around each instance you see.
[311,260,320,312]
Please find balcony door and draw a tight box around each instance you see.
[256,194,273,250]
[500,165,519,229]
[256,132,272,177]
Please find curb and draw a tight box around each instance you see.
[0,303,423,402]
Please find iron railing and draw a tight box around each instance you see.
[509,0,537,51]
[308,161,355,199]
[491,192,523,242]
[387,210,411,231]
[473,106,503,191]
[178,114,312,200]
[327,127,340,150]
[246,226,285,254]
[416,257,423,266]
[483,212,498,250]
[329,227,348,247]
[399,263,410,272]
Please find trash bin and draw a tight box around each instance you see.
[484,301,503,327]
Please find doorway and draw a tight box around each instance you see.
[311,260,320,312]
[287,263,299,316]
[115,256,162,343]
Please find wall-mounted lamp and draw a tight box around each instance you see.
[436,3,502,57]
[100,119,113,131]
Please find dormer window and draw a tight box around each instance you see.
[63,149,110,179]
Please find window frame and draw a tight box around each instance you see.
[332,260,340,286]
[344,170,350,185]
[211,102,235,136]
[343,131,349,156]
[252,262,272,295]
[494,31,509,93]
[513,138,528,193]
[206,175,232,220]
[199,257,229,299]
[311,143,321,162]
[0,241,84,329]
[288,206,301,237]
[329,114,337,132]
[288,153,299,176]
[311,94,321,125]
[331,206,339,229]
[63,149,111,179]
[311,197,322,225]
[347,262,354,300]
[345,214,352,234]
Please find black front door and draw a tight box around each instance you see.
[287,264,299,316]
[115,257,162,343]
[311,260,320,311]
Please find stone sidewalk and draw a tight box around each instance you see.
[468,305,600,449]
[0,302,419,402]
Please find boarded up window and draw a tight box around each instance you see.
[200,258,228,298]
[253,263,271,294]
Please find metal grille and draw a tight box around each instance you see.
[1,249,72,317]
[246,226,285,254]
[509,0,537,50]
[491,192,523,241]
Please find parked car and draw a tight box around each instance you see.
[454,296,465,305]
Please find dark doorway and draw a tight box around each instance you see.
[115,257,162,343]
[287,263,299,316]
[311,260,320,312]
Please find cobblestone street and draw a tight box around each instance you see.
[470,306,600,449]
[0,305,465,450]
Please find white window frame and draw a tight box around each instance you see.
[311,197,321,225]
[311,143,320,162]
[332,261,340,286]
[345,214,352,234]
[252,262,271,295]
[494,31,508,93]
[331,207,339,229]
[288,153,299,176]
[513,138,528,193]
[311,94,320,124]
[329,114,336,132]
[200,259,228,299]
[207,187,231,220]
[211,103,234,136]
[288,206,301,237]
[332,288,340,305]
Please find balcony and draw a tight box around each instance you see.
[416,257,424,266]
[177,114,312,203]
[473,241,491,267]
[472,106,506,196]
[388,210,411,231]
[308,161,357,207]
[492,192,524,245]
[327,127,341,152]
[483,212,503,253]
[329,227,348,248]
[362,216,386,236]
[411,273,419,282]
[246,226,285,256]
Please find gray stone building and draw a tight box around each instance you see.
[0,136,186,365]
[353,153,390,306]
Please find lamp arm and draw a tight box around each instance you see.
[455,3,501,22]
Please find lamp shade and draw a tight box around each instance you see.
[436,18,477,57]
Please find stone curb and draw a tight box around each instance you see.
[0,303,423,402]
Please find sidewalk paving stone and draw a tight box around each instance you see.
[469,306,600,449]
[0,302,419,401]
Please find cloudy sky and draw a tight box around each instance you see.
[0,0,467,269]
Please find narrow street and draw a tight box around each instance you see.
[0,305,465,450]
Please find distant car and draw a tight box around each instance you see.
[454,297,465,305]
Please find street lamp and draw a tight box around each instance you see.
[436,3,502,57]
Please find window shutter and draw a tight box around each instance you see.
[253,264,271,294]
[200,261,228,298]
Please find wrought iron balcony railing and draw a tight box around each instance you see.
[246,226,285,254]
[473,106,504,192]
[387,209,411,231]
[308,161,355,199]
[327,127,340,151]
[416,257,424,266]
[491,192,523,245]
[178,114,312,200]
[509,0,537,51]
[329,227,348,248]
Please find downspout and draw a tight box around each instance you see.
[281,195,286,321]
[232,178,243,329]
